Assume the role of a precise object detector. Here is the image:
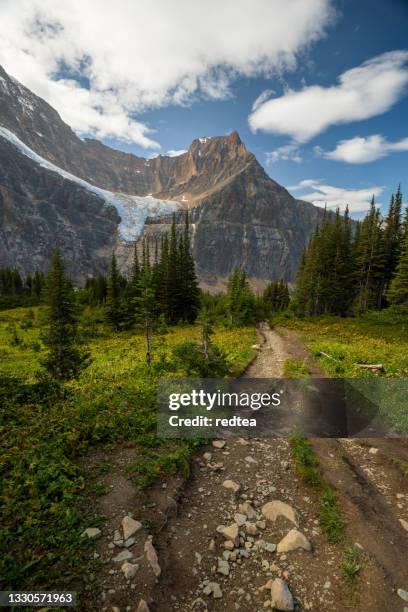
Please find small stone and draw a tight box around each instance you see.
[82,527,101,540]
[270,578,294,611]
[245,456,258,464]
[209,539,216,551]
[234,513,247,526]
[123,537,136,548]
[262,501,298,526]
[263,542,277,553]
[203,452,212,461]
[217,559,230,576]
[191,597,207,609]
[220,523,239,546]
[399,519,408,532]
[211,583,223,598]
[323,580,331,589]
[222,479,240,493]
[144,536,161,577]
[369,447,379,454]
[136,600,150,612]
[277,529,311,553]
[257,520,266,530]
[122,516,142,540]
[239,501,257,519]
[246,523,258,536]
[121,562,139,579]
[213,440,226,449]
[398,589,408,603]
[195,552,202,565]
[224,540,234,550]
[113,549,133,563]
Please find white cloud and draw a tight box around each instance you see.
[288,179,384,213]
[249,51,408,142]
[0,0,333,148]
[166,149,188,157]
[252,89,274,111]
[322,134,408,163]
[265,144,302,164]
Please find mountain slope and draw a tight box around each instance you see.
[0,65,327,286]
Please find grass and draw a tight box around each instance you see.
[274,307,408,433]
[0,306,256,595]
[283,357,310,378]
[272,307,408,378]
[343,546,361,582]
[290,436,345,544]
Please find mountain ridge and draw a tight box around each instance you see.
[0,64,326,287]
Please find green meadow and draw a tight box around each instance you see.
[0,305,255,591]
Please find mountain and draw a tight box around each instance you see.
[0,65,326,288]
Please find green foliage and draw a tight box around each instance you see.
[172,340,229,377]
[0,307,255,592]
[226,268,257,327]
[0,267,45,309]
[283,358,310,378]
[387,230,408,305]
[343,547,361,581]
[290,437,345,543]
[41,249,90,380]
[295,186,408,316]
[263,279,290,315]
[105,252,126,331]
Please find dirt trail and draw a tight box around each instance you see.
[86,323,408,612]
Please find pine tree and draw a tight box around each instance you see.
[387,231,408,305]
[105,253,123,331]
[41,249,90,380]
[354,197,385,312]
[167,214,182,324]
[135,265,157,366]
[226,268,256,326]
[381,187,403,304]
[179,211,200,322]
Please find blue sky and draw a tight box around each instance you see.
[1,0,407,216]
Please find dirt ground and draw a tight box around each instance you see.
[81,324,408,612]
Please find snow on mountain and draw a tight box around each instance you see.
[0,126,180,241]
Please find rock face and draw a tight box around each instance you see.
[0,64,328,285]
[0,137,118,279]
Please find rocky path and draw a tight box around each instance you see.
[84,324,408,612]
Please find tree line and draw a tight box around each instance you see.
[294,186,408,316]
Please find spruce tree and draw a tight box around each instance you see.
[387,231,408,305]
[105,253,123,331]
[179,211,200,322]
[167,214,182,324]
[41,249,89,380]
[381,187,403,304]
[354,197,385,312]
[135,265,157,366]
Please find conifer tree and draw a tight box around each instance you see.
[226,268,256,326]
[41,249,90,380]
[167,214,182,323]
[387,231,408,305]
[354,197,385,312]
[105,253,123,331]
[135,264,157,366]
[179,211,200,322]
[381,187,403,303]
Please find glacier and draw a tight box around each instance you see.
[0,126,180,241]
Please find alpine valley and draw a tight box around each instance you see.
[0,65,327,289]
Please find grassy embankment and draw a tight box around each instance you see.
[0,305,256,592]
[275,307,408,432]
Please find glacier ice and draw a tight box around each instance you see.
[0,126,180,241]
